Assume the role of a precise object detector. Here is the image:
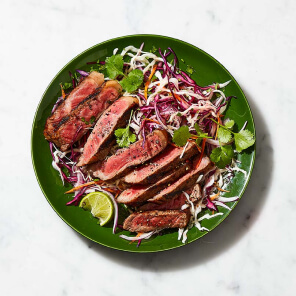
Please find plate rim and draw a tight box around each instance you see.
[31,34,256,253]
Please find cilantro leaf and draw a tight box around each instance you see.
[210,145,234,168]
[224,119,235,129]
[114,127,136,148]
[105,54,124,79]
[211,118,255,152]
[114,110,137,148]
[120,69,144,93]
[234,130,255,152]
[172,125,191,146]
[217,127,232,143]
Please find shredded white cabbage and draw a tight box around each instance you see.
[213,201,231,210]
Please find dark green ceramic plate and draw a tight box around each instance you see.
[31,34,255,252]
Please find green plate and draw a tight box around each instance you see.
[31,34,255,252]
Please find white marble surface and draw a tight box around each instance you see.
[0,0,295,295]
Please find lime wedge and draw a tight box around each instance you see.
[79,192,114,226]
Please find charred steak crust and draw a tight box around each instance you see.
[46,80,122,151]
[44,71,104,141]
[93,129,169,181]
[116,162,191,206]
[123,210,190,233]
[77,96,139,167]
[123,142,198,185]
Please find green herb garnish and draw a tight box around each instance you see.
[194,123,211,145]
[62,82,72,90]
[172,126,192,146]
[210,145,234,169]
[81,116,96,125]
[150,46,157,53]
[212,119,255,152]
[89,116,96,124]
[186,65,194,75]
[105,54,125,79]
[172,124,211,147]
[105,55,144,92]
[119,69,144,93]
[114,111,137,148]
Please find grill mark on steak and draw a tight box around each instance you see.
[93,129,168,181]
[147,156,212,204]
[46,80,122,151]
[44,71,104,141]
[77,96,139,167]
[123,142,198,185]
[55,90,101,130]
[123,210,190,233]
[116,162,191,206]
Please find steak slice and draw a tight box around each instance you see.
[116,162,191,205]
[138,193,188,211]
[123,142,198,185]
[93,130,168,181]
[48,80,122,151]
[44,71,104,141]
[123,210,190,233]
[138,184,201,211]
[77,96,139,166]
[147,156,212,204]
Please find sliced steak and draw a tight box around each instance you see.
[138,185,201,211]
[116,162,191,205]
[138,193,188,211]
[77,96,139,166]
[44,71,104,141]
[123,142,198,185]
[147,156,212,204]
[93,130,168,181]
[123,210,190,233]
[48,80,122,151]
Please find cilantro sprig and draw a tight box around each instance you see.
[209,119,255,168]
[114,111,137,148]
[172,124,211,147]
[105,54,144,93]
[172,118,255,169]
[211,119,255,152]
